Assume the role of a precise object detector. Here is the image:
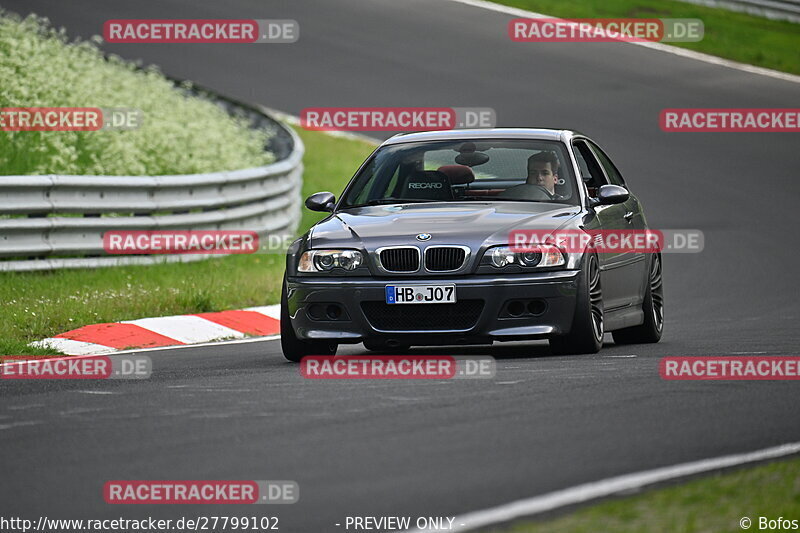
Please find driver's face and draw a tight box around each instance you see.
[527,162,558,194]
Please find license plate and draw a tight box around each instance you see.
[385,284,456,304]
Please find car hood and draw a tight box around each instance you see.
[309,202,581,249]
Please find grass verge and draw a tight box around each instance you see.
[0,12,273,175]
[497,456,800,533]
[492,0,800,75]
[0,128,376,356]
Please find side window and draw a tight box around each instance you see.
[588,141,626,187]
[348,159,378,204]
[573,141,608,194]
[384,166,402,197]
[348,158,401,204]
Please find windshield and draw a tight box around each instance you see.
[340,139,579,208]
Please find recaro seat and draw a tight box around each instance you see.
[403,169,454,200]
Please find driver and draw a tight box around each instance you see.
[499,151,565,200]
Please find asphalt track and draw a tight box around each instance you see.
[1,0,799,531]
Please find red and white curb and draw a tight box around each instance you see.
[30,306,281,355]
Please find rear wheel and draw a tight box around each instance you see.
[612,254,664,345]
[280,278,337,362]
[549,253,603,355]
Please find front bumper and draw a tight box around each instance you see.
[286,270,580,346]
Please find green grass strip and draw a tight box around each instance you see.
[500,456,800,532]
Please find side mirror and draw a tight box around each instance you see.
[594,184,629,206]
[305,191,335,212]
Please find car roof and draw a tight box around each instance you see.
[381,128,584,146]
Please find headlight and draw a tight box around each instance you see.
[298,250,363,272]
[487,244,565,268]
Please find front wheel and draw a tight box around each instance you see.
[280,278,337,362]
[549,253,603,355]
[612,254,664,345]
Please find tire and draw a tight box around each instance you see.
[549,253,603,355]
[280,277,337,362]
[363,340,410,353]
[612,253,664,345]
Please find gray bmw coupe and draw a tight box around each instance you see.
[281,128,663,361]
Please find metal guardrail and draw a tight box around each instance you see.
[0,102,304,272]
[676,0,800,23]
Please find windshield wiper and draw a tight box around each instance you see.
[456,196,546,202]
[343,197,441,208]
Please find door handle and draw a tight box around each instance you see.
[624,211,634,222]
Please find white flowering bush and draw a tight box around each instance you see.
[0,13,274,175]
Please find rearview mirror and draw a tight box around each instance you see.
[305,191,335,212]
[594,184,629,206]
